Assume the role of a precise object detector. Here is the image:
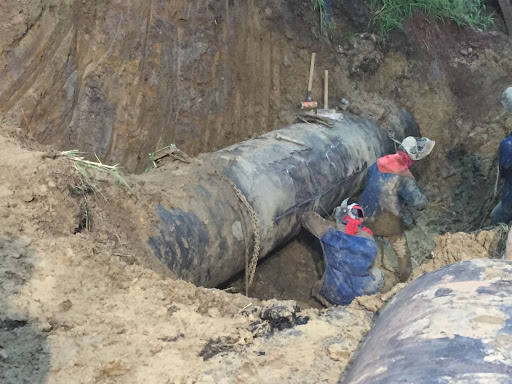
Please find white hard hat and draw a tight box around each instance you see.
[334,198,365,223]
[400,136,435,161]
[502,87,512,114]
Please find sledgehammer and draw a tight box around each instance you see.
[301,53,318,111]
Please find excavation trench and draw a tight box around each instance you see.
[137,111,419,290]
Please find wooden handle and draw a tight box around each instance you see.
[307,53,316,92]
[324,70,328,109]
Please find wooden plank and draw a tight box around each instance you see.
[498,0,512,35]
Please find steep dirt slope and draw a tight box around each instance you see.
[0,0,339,172]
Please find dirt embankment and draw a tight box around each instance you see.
[2,1,512,383]
[0,0,344,173]
[0,114,505,382]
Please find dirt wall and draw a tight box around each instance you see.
[0,0,344,172]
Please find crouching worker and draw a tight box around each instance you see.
[302,199,384,307]
[360,136,435,282]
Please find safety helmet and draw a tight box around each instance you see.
[334,198,365,223]
[399,136,435,161]
[502,87,512,114]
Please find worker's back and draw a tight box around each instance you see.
[319,228,381,305]
[360,155,427,219]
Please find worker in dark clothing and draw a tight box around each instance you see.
[302,199,384,307]
[360,136,435,282]
[491,87,512,224]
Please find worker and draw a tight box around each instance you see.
[302,198,384,307]
[491,87,512,224]
[360,136,435,282]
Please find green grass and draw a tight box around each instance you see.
[367,0,494,40]
[61,150,131,196]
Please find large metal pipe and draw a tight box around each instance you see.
[341,259,512,384]
[143,111,419,287]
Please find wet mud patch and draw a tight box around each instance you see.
[261,304,310,332]
[224,230,325,309]
[446,146,497,232]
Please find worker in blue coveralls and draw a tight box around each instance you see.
[360,136,435,282]
[302,199,384,307]
[491,87,512,224]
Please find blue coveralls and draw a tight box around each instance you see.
[359,159,427,281]
[319,228,383,305]
[491,135,512,224]
[360,162,427,221]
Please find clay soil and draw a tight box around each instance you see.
[2,1,512,383]
[0,118,504,383]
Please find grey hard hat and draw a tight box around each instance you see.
[502,87,512,114]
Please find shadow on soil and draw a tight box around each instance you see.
[0,235,50,384]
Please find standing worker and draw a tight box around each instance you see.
[491,87,512,225]
[360,136,435,282]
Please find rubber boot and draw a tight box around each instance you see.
[311,279,333,308]
[388,233,412,282]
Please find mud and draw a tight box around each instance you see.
[0,109,506,383]
[2,1,512,383]
[228,234,325,309]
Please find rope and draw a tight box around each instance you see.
[493,161,500,200]
[214,171,261,296]
[387,130,400,152]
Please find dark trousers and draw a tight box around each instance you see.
[365,212,411,282]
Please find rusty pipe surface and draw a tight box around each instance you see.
[143,111,419,287]
[341,259,512,384]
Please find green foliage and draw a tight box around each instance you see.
[367,0,494,40]
[61,150,131,194]
[311,0,337,35]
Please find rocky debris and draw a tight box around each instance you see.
[18,189,34,203]
[199,337,238,361]
[260,302,310,333]
[327,343,351,361]
[0,318,28,331]
[41,323,53,333]
[352,283,406,313]
[59,299,73,312]
[342,34,384,79]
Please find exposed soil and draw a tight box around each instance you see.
[0,120,504,382]
[2,0,512,383]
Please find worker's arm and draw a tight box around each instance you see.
[398,178,428,210]
[302,212,336,239]
[499,137,512,178]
